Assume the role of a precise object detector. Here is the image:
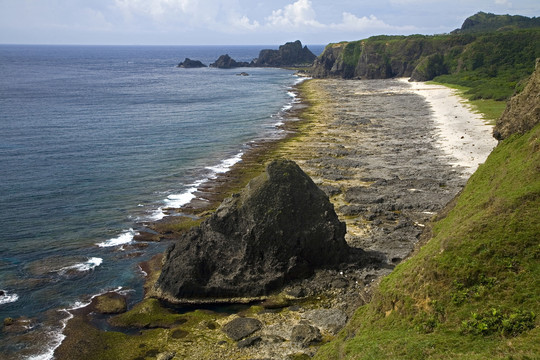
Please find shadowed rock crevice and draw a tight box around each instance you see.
[154,159,359,304]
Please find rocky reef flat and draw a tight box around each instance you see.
[54,78,497,360]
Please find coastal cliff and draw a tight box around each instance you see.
[310,13,539,101]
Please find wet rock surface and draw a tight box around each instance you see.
[280,79,469,264]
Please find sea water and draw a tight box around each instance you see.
[0,44,324,358]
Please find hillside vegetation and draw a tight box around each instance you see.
[311,13,539,103]
[313,54,540,360]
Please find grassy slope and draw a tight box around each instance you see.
[315,122,540,359]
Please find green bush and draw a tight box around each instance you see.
[461,308,536,337]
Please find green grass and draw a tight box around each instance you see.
[315,123,540,359]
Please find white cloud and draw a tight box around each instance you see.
[266,0,324,28]
[332,12,417,32]
[495,0,513,6]
[261,1,416,35]
[113,0,261,32]
[230,14,260,30]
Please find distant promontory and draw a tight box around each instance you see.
[209,40,316,69]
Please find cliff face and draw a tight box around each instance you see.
[311,35,475,80]
[493,58,540,140]
[310,13,539,82]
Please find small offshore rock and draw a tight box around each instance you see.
[222,317,262,341]
[291,323,322,347]
[210,54,250,68]
[94,292,127,314]
[3,317,14,327]
[177,58,207,68]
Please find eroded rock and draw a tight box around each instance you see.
[154,159,353,303]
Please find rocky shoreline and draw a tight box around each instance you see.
[54,78,496,360]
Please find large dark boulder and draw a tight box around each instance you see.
[210,54,250,69]
[177,58,207,68]
[154,159,351,303]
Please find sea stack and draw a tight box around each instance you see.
[154,159,352,304]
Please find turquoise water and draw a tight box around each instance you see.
[0,44,324,358]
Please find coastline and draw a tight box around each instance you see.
[54,77,497,359]
[399,78,498,176]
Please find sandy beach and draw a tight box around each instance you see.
[399,78,498,176]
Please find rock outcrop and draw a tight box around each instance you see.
[154,159,352,303]
[210,54,250,69]
[493,58,540,140]
[252,40,316,67]
[210,41,316,69]
[177,58,207,68]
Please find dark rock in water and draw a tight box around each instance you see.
[222,317,262,341]
[210,41,316,69]
[2,316,36,333]
[237,72,249,76]
[177,58,207,68]
[154,159,352,303]
[210,54,250,69]
[93,292,127,314]
[253,40,316,67]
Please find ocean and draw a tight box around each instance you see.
[0,44,325,359]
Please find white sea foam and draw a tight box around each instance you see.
[138,265,148,277]
[149,207,167,221]
[55,257,103,275]
[96,228,138,247]
[164,187,198,207]
[0,289,19,305]
[26,287,125,360]
[205,152,244,176]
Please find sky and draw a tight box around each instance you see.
[0,0,538,45]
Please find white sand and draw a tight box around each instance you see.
[398,78,498,177]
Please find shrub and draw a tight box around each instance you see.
[461,308,536,337]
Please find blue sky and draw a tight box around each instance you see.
[0,0,538,45]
